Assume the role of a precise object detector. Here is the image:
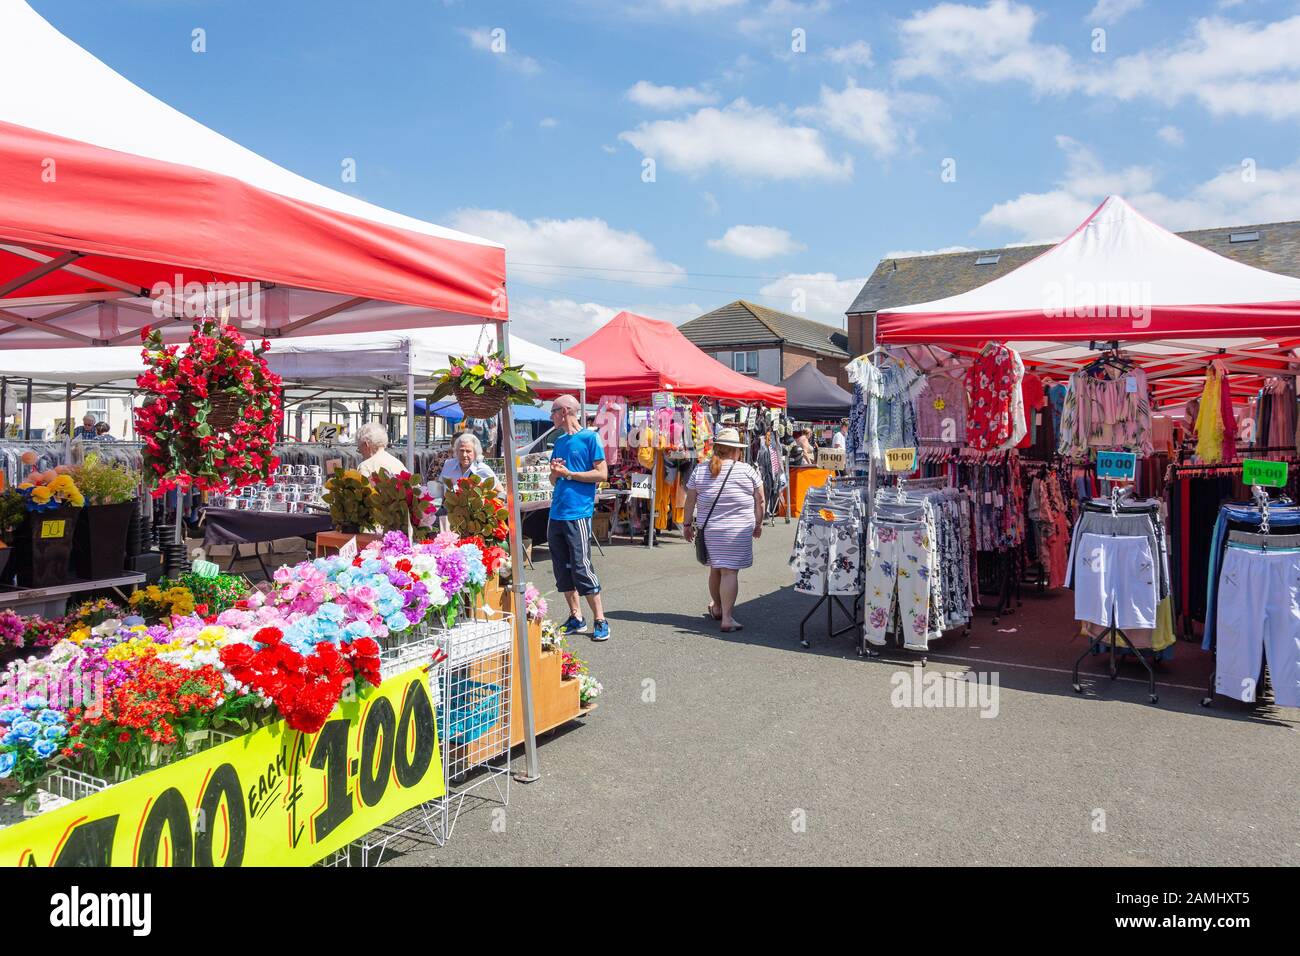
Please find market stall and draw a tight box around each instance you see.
[567,311,787,545]
[801,195,1300,710]
[0,0,569,858]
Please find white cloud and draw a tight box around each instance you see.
[626,81,720,111]
[894,0,1075,96]
[459,27,541,75]
[975,136,1300,242]
[1087,0,1143,24]
[446,209,686,287]
[619,98,852,181]
[507,297,706,344]
[508,297,620,346]
[539,117,559,129]
[795,82,912,157]
[894,2,1300,121]
[757,272,865,326]
[826,40,874,66]
[657,0,745,12]
[739,0,830,37]
[883,246,976,259]
[702,191,721,216]
[1157,125,1184,147]
[601,144,618,154]
[708,225,805,259]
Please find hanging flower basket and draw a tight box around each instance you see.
[454,382,511,419]
[134,321,284,496]
[431,351,539,421]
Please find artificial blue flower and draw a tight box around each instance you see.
[35,709,64,725]
[0,707,24,724]
[22,695,48,710]
[343,621,372,641]
[33,739,57,759]
[43,725,65,740]
[385,612,410,632]
[1,731,18,746]
[0,751,15,778]
[317,603,345,624]
[122,615,146,627]
[13,720,42,740]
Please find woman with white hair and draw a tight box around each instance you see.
[431,430,501,510]
[356,421,406,478]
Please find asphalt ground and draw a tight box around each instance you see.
[265,520,1297,867]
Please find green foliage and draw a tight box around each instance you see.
[69,453,139,505]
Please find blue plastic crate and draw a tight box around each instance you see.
[437,676,502,745]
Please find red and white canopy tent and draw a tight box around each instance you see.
[0,0,551,776]
[875,195,1300,409]
[0,0,505,347]
[568,310,787,406]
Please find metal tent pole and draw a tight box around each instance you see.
[500,319,540,782]
[405,346,416,472]
[64,383,73,458]
[22,378,32,440]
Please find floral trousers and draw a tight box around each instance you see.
[791,519,862,595]
[862,520,933,649]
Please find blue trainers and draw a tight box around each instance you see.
[591,619,610,642]
[562,615,586,634]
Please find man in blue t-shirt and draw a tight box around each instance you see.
[547,395,610,641]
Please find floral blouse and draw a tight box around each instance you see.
[965,344,1020,451]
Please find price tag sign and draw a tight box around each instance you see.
[1243,458,1288,488]
[1096,451,1137,482]
[651,391,675,409]
[884,447,917,474]
[337,536,359,563]
[191,559,221,579]
[816,447,846,470]
[39,519,66,539]
[629,474,652,499]
[315,422,346,442]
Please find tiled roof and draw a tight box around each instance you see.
[679,300,849,358]
[846,220,1300,316]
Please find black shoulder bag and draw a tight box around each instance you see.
[694,462,735,566]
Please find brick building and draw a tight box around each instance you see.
[678,300,850,389]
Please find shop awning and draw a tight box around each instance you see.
[779,363,850,421]
[0,0,506,348]
[876,196,1300,404]
[567,311,786,406]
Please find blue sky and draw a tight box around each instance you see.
[29,0,1300,346]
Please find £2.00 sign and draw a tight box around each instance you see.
[0,665,445,866]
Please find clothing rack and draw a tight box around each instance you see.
[797,474,870,651]
[1069,486,1161,703]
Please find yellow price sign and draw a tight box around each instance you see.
[884,447,917,474]
[0,665,445,867]
[39,520,66,539]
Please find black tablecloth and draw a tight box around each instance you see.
[202,508,334,546]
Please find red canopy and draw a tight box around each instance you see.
[0,1,505,347]
[568,311,786,406]
[876,196,1300,406]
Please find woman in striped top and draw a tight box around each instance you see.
[684,427,765,633]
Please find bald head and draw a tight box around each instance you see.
[550,395,581,433]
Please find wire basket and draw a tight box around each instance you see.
[437,676,502,745]
[453,383,509,419]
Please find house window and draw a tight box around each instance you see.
[732,351,759,375]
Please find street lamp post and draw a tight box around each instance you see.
[549,337,569,352]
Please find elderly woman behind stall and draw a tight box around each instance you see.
[430,431,501,531]
[356,421,406,478]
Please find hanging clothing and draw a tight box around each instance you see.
[1214,538,1300,707]
[965,344,1020,452]
[790,483,866,595]
[1194,362,1230,463]
[846,355,925,467]
[915,369,967,445]
[1057,362,1153,458]
[863,518,935,650]
[1017,372,1047,451]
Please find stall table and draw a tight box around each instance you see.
[0,573,146,618]
[202,508,334,576]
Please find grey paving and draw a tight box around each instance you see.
[383,521,1299,867]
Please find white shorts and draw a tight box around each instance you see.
[1214,544,1300,707]
[1073,533,1158,630]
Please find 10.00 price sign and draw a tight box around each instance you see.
[0,666,445,867]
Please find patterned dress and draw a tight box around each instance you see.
[688,461,762,570]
